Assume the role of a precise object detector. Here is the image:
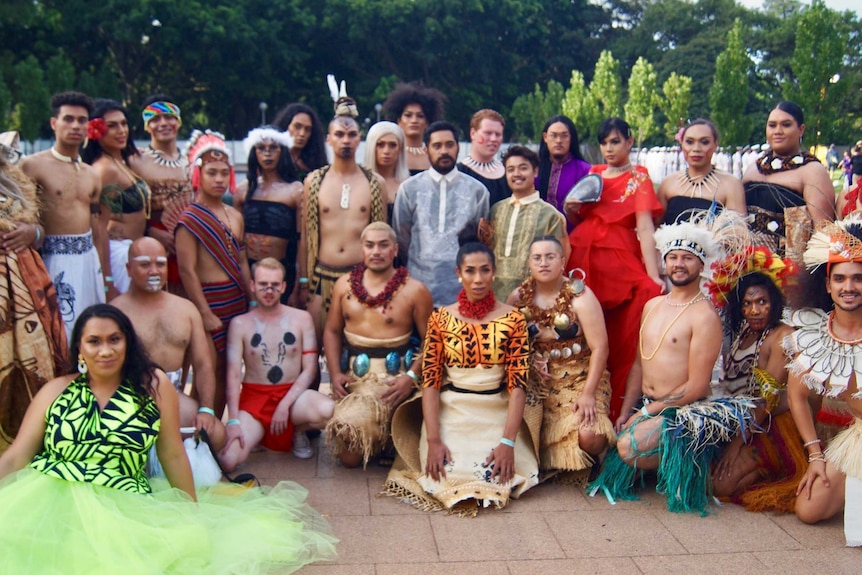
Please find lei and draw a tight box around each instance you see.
[349,263,408,312]
[756,150,819,176]
[517,278,582,330]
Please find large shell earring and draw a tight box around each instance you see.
[77,354,88,375]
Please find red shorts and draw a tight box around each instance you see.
[239,382,294,452]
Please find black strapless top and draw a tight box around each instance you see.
[663,196,718,224]
[243,199,297,241]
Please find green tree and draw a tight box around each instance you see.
[624,57,659,150]
[0,71,12,131]
[659,72,692,143]
[785,0,848,146]
[591,50,622,119]
[12,56,50,140]
[510,80,565,142]
[709,19,753,146]
[45,54,76,96]
[561,70,600,141]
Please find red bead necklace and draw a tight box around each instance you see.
[349,263,408,312]
[457,289,497,320]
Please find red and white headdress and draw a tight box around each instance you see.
[186,129,235,192]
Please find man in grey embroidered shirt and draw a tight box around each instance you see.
[392,121,488,306]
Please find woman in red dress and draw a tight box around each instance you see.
[564,117,663,423]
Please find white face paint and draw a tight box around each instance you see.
[131,255,168,292]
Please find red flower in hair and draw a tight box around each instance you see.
[87,118,108,141]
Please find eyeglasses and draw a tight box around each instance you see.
[529,254,561,263]
[255,145,280,155]
[546,132,570,141]
[256,284,282,292]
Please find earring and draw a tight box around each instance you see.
[457,277,462,284]
[77,354,88,375]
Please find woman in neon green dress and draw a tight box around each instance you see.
[0,304,336,573]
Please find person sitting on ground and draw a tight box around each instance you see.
[323,222,432,468]
[708,254,801,512]
[219,258,334,470]
[508,236,614,480]
[0,304,337,572]
[590,220,755,515]
[383,238,540,515]
[111,236,225,450]
[786,216,862,547]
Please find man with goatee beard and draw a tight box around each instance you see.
[323,222,432,468]
[393,121,488,307]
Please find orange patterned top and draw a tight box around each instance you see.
[421,308,529,393]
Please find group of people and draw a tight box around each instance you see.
[2,78,862,572]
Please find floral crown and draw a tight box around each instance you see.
[706,246,798,308]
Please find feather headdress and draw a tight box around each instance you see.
[803,214,862,271]
[327,73,358,118]
[242,127,294,157]
[654,218,723,291]
[186,129,235,193]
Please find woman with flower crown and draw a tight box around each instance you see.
[383,238,539,515]
[82,99,152,298]
[742,101,834,264]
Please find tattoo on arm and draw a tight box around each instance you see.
[658,389,685,405]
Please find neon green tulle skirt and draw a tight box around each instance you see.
[0,469,337,574]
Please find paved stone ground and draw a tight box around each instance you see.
[238,438,857,575]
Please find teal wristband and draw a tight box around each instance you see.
[198,407,215,416]
[406,369,418,382]
[298,277,309,284]
[641,405,649,417]
[500,437,515,448]
[35,226,41,242]
[227,419,241,426]
[248,301,258,308]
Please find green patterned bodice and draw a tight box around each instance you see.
[30,375,161,493]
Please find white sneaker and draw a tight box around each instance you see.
[292,432,314,459]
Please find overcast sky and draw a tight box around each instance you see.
[738,0,858,14]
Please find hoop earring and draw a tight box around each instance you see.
[77,354,88,375]
[457,277,463,284]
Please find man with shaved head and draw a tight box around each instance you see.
[111,236,225,448]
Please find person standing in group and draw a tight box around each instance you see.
[363,121,410,221]
[393,121,488,307]
[742,101,834,263]
[298,92,387,338]
[175,131,251,417]
[563,117,663,421]
[382,82,446,175]
[457,109,511,206]
[19,91,106,341]
[273,103,328,182]
[535,115,591,228]
[128,95,193,295]
[82,99,152,298]
[0,138,67,452]
[657,118,746,224]
[233,127,302,305]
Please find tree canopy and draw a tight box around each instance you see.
[0,0,859,145]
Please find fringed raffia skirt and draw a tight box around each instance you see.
[324,332,412,467]
[534,338,615,473]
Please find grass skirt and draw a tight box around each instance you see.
[589,397,755,515]
[0,469,337,574]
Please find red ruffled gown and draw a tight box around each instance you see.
[566,165,663,420]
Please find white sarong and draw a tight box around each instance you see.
[109,238,133,293]
[41,231,105,341]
